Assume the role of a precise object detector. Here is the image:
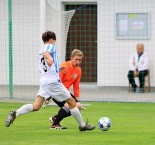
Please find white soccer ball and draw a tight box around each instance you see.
[98,117,112,131]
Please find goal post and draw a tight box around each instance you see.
[8,0,13,98]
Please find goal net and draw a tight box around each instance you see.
[0,0,75,100]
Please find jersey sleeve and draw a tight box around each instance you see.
[59,62,66,80]
[45,44,56,53]
[73,68,81,97]
[128,53,136,71]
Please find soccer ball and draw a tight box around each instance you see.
[98,117,112,131]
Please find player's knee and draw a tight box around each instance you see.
[32,104,41,111]
[66,98,76,109]
[32,96,44,111]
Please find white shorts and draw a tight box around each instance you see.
[37,82,71,102]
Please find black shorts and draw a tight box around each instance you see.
[52,93,78,108]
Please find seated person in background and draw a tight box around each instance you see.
[127,43,149,93]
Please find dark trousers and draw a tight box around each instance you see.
[127,70,148,89]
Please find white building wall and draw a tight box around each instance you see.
[0,0,8,85]
[0,0,155,87]
[48,0,155,87]
[98,0,155,86]
[0,0,40,86]
[12,0,40,85]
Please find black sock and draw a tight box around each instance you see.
[53,106,71,125]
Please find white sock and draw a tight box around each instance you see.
[16,104,33,117]
[70,107,85,127]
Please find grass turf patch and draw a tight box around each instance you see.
[1,102,155,145]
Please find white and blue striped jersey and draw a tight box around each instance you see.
[38,44,60,86]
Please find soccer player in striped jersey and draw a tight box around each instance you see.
[49,49,85,129]
[5,31,95,132]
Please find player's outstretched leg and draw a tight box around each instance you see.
[67,98,95,132]
[5,96,44,127]
[5,111,16,127]
[5,103,33,127]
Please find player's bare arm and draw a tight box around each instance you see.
[43,51,53,66]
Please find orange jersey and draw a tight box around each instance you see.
[59,61,81,97]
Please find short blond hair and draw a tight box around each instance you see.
[71,49,84,57]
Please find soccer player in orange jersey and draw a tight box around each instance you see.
[49,49,84,129]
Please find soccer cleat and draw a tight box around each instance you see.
[49,116,67,129]
[50,124,67,130]
[5,111,16,127]
[49,116,56,124]
[79,124,95,132]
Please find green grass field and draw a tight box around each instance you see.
[1,101,155,145]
